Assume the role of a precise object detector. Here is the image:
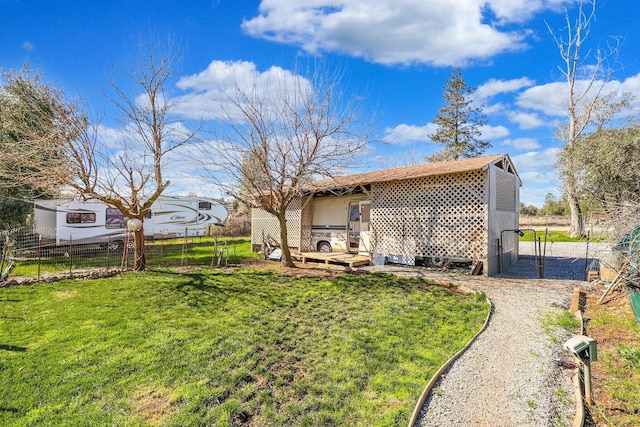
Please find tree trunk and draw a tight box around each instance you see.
[277,213,295,268]
[133,228,146,271]
[566,183,585,238]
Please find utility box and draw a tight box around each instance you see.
[564,335,598,362]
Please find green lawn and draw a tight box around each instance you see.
[0,268,488,426]
[518,229,609,243]
[8,237,256,278]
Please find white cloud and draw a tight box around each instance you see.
[382,123,436,144]
[480,124,510,140]
[515,73,640,118]
[519,185,562,208]
[501,137,541,150]
[383,122,508,145]
[512,147,562,206]
[474,77,535,102]
[512,147,559,173]
[174,60,312,120]
[488,0,577,23]
[241,0,565,66]
[507,111,545,129]
[516,81,569,117]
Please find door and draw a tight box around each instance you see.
[358,202,371,255]
[347,201,371,254]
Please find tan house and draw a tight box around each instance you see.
[251,154,522,276]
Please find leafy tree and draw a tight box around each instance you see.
[427,67,490,162]
[520,202,539,216]
[539,193,570,216]
[569,126,640,208]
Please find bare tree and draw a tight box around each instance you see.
[201,65,371,267]
[548,0,623,237]
[0,42,195,270]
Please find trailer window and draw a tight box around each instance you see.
[106,209,127,229]
[199,201,212,210]
[67,212,96,224]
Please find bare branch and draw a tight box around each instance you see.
[199,62,371,266]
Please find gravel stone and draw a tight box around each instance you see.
[362,264,586,427]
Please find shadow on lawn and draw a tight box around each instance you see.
[0,344,27,352]
[158,269,289,312]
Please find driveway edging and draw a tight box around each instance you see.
[407,283,494,427]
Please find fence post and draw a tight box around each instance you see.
[537,237,543,278]
[0,236,7,278]
[181,228,188,267]
[38,235,42,280]
[68,235,73,277]
[211,237,218,267]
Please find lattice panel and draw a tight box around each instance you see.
[300,196,313,252]
[371,170,488,263]
[251,197,303,249]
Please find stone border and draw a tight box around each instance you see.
[407,284,493,427]
[0,268,122,288]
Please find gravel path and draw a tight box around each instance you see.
[362,265,585,427]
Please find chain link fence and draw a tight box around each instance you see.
[0,226,254,282]
[505,228,617,281]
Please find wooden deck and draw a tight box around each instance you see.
[296,252,371,268]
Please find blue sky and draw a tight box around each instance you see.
[2,0,639,207]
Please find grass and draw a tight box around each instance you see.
[540,310,581,343]
[0,267,488,426]
[585,291,640,426]
[7,237,256,278]
[519,230,609,243]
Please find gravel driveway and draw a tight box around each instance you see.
[362,264,587,426]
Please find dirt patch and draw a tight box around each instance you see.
[131,385,179,425]
[583,286,640,426]
[52,290,77,299]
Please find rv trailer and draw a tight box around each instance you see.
[34,196,228,249]
[310,193,371,255]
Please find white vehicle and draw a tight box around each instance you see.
[310,194,371,255]
[34,196,228,250]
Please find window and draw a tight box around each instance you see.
[67,212,96,224]
[199,201,212,210]
[360,203,370,223]
[349,205,360,221]
[106,209,127,229]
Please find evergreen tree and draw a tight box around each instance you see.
[427,67,490,162]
